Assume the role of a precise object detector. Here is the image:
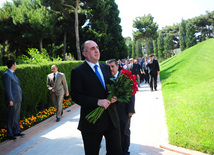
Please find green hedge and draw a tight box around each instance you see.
[0,61,83,129]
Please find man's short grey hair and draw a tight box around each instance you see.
[81,40,95,53]
[106,59,118,66]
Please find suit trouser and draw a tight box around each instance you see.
[149,73,158,90]
[144,71,149,83]
[52,93,64,118]
[119,116,131,155]
[7,102,21,136]
[81,127,122,155]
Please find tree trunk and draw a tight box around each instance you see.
[39,38,43,53]
[0,41,5,65]
[63,30,67,60]
[62,0,81,60]
[74,0,81,60]
[145,38,148,57]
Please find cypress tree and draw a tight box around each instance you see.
[104,0,127,60]
[186,22,197,48]
[179,19,186,51]
[157,32,164,58]
[153,39,158,58]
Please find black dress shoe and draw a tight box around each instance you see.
[8,136,17,140]
[16,133,25,136]
[56,118,60,122]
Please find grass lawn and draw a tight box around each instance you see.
[160,38,214,154]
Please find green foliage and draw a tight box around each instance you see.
[153,39,158,58]
[0,61,83,129]
[135,39,143,58]
[133,14,158,56]
[157,32,164,58]
[160,38,214,154]
[83,0,127,60]
[16,48,52,64]
[186,22,197,48]
[179,19,186,51]
[163,33,174,58]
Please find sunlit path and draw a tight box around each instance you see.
[0,81,207,155]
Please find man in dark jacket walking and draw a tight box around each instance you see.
[147,54,160,91]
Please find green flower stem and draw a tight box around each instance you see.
[85,94,114,124]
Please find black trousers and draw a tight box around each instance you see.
[149,73,158,90]
[119,116,131,155]
[81,127,122,155]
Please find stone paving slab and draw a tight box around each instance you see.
[0,82,207,155]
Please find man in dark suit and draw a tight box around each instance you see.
[2,60,25,140]
[141,57,149,83]
[106,59,135,155]
[127,58,140,87]
[147,54,160,91]
[47,65,69,122]
[70,40,122,155]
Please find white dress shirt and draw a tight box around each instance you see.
[85,60,105,88]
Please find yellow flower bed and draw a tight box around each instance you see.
[0,98,74,142]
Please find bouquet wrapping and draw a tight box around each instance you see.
[85,68,138,124]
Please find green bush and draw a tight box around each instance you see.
[0,61,83,129]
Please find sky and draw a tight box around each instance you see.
[1,0,214,38]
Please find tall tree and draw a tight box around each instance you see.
[132,40,136,58]
[157,31,164,58]
[83,0,127,60]
[135,39,142,58]
[125,37,133,58]
[133,14,158,57]
[186,22,197,48]
[105,0,127,59]
[164,33,174,58]
[0,2,15,62]
[153,39,158,58]
[179,19,186,51]
[62,0,82,60]
[147,38,154,55]
[12,0,55,52]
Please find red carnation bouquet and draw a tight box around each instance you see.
[85,68,138,124]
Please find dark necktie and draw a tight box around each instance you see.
[94,65,105,88]
[53,73,55,82]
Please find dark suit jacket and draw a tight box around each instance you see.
[127,63,140,75]
[2,69,22,104]
[70,61,120,133]
[147,59,160,76]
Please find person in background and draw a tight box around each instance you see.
[117,59,123,72]
[107,59,135,155]
[123,59,129,70]
[47,65,69,122]
[147,54,160,91]
[141,57,149,83]
[2,60,25,140]
[140,57,145,83]
[127,59,140,87]
[70,40,122,155]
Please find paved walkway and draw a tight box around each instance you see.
[0,81,207,155]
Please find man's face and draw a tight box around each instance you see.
[11,62,17,71]
[51,65,58,73]
[107,62,119,76]
[83,41,100,64]
[149,56,153,61]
